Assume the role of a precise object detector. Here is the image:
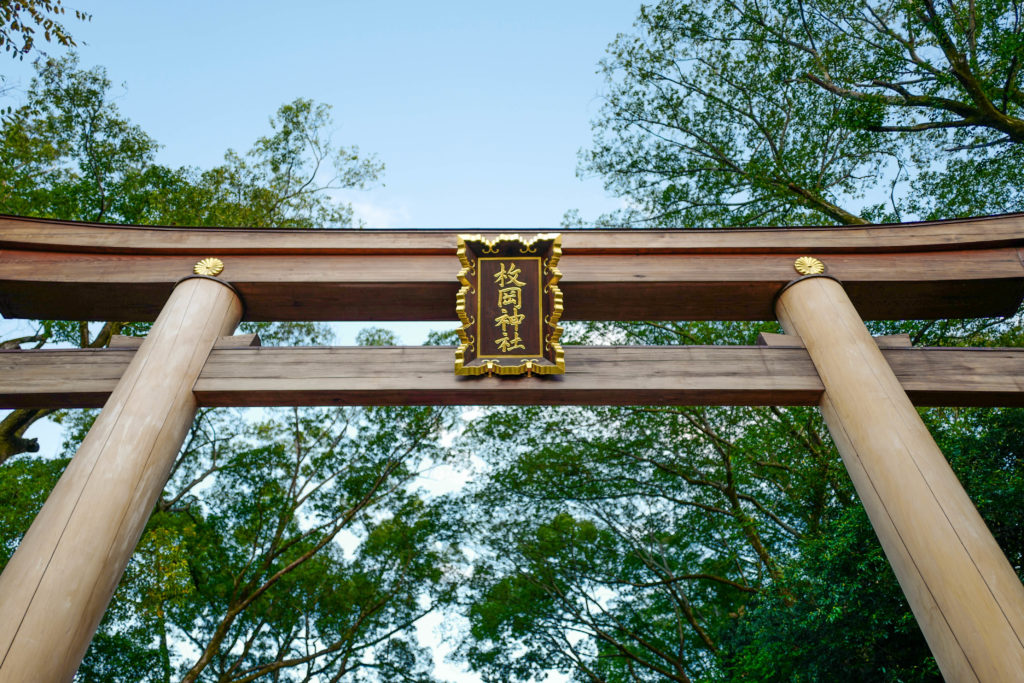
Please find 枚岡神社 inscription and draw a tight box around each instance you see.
[455,234,564,375]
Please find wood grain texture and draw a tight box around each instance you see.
[757,332,912,348]
[2,213,1024,322]
[0,347,134,407]
[3,345,1024,408]
[195,346,824,407]
[3,212,1024,254]
[0,248,1021,321]
[0,277,242,683]
[108,333,261,349]
[777,276,1024,683]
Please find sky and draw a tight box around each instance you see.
[1,2,647,680]
[3,0,641,344]
[3,1,636,229]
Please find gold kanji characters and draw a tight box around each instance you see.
[494,260,526,352]
[494,262,525,288]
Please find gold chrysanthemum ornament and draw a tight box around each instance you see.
[793,256,824,275]
[193,258,225,277]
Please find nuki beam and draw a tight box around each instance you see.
[3,343,1024,409]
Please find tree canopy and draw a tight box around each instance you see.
[0,0,90,60]
[582,0,1024,227]
[0,54,383,464]
[2,2,1024,680]
[465,1,1024,681]
[0,56,460,682]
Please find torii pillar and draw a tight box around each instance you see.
[776,271,1024,682]
[0,272,241,682]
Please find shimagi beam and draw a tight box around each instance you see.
[2,213,1024,321]
[3,343,1024,408]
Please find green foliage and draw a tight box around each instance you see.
[2,5,1023,681]
[1,332,461,683]
[908,142,1024,219]
[719,406,1024,682]
[0,55,382,227]
[928,407,1024,575]
[0,0,90,60]
[238,320,333,347]
[0,55,383,463]
[0,54,160,222]
[0,453,67,563]
[425,328,460,346]
[458,401,826,681]
[720,506,940,682]
[456,323,824,681]
[0,55,459,682]
[508,4,1024,665]
[770,0,1024,144]
[34,401,459,682]
[586,2,884,227]
[357,326,402,347]
[582,0,1024,227]
[455,313,1024,681]
[562,17,1024,682]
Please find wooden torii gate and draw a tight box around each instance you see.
[1,212,1024,682]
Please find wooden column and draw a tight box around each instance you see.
[0,275,241,683]
[776,274,1024,682]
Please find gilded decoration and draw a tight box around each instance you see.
[793,256,825,275]
[455,233,564,376]
[193,257,225,277]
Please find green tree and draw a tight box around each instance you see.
[459,3,1024,680]
[0,55,382,227]
[457,318,1024,681]
[456,322,854,681]
[0,0,90,60]
[582,0,1024,228]
[0,57,459,682]
[11,370,458,682]
[0,55,382,463]
[720,402,1024,682]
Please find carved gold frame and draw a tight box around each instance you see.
[455,233,564,376]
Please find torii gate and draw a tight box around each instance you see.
[1,212,1024,682]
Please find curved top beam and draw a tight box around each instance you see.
[1,213,1023,322]
[3,212,1024,254]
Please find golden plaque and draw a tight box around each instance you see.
[455,234,564,376]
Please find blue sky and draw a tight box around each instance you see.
[4,1,637,228]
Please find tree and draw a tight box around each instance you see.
[456,318,1024,681]
[582,0,1024,228]
[0,57,461,682]
[724,0,1024,221]
[0,55,382,463]
[8,359,458,682]
[458,3,1024,680]
[3,330,461,683]
[0,0,90,60]
[0,55,382,227]
[720,401,1024,682]
[771,1,1024,143]
[455,322,855,681]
